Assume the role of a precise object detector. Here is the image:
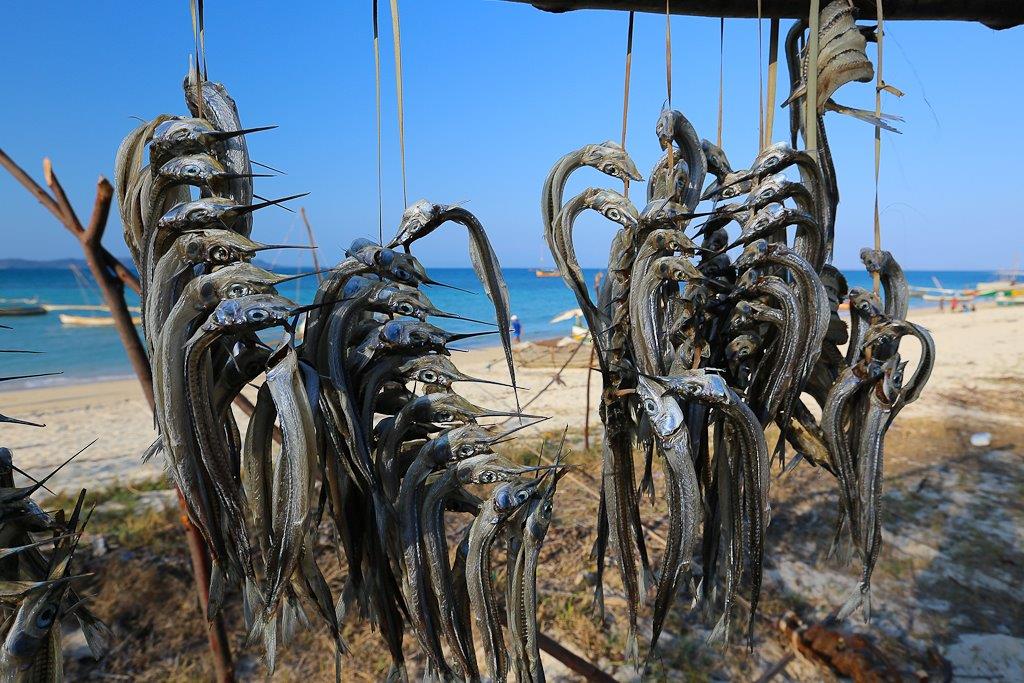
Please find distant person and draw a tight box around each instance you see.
[939,298,945,312]
[951,296,959,312]
[511,314,522,343]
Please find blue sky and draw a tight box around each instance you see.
[1,2,1021,270]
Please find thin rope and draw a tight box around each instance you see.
[197,0,207,80]
[872,0,886,295]
[665,1,674,171]
[621,11,635,197]
[665,0,672,107]
[805,0,821,152]
[764,18,780,149]
[717,18,724,148]
[373,0,384,243]
[188,0,204,117]
[756,1,763,149]
[388,0,408,208]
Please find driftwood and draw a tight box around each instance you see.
[500,0,1023,29]
[0,149,235,682]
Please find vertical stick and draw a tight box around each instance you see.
[805,0,821,152]
[764,18,781,149]
[388,0,408,208]
[872,0,886,296]
[299,208,324,284]
[620,11,634,199]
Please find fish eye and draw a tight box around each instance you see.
[644,398,658,414]
[457,444,476,457]
[419,370,438,383]
[434,411,452,422]
[394,268,411,281]
[515,490,531,503]
[247,308,269,322]
[185,241,201,257]
[604,207,621,221]
[210,246,230,262]
[35,604,58,629]
[227,284,249,298]
[478,471,496,483]
[397,302,415,315]
[184,164,201,176]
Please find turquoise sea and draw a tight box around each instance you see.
[0,265,995,387]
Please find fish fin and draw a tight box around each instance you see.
[707,613,730,646]
[836,584,865,622]
[263,615,279,674]
[624,628,640,669]
[243,576,264,630]
[782,451,805,475]
[207,561,226,620]
[140,437,163,464]
[76,607,113,660]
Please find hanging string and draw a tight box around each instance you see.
[621,11,635,198]
[188,0,206,116]
[664,1,674,171]
[717,18,724,148]
[372,0,384,243]
[756,1,763,149]
[805,0,821,152]
[872,0,886,295]
[764,18,780,149]
[388,0,408,208]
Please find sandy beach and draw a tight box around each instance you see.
[2,303,1020,492]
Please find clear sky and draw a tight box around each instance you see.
[1,2,1021,270]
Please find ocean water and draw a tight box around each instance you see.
[0,266,996,387]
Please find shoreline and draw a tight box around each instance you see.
[4,303,1021,493]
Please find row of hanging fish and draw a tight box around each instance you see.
[0,327,111,682]
[540,0,931,662]
[116,67,568,681]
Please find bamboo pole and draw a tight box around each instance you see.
[0,150,235,682]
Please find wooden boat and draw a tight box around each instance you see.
[0,300,46,316]
[535,268,561,278]
[59,313,142,327]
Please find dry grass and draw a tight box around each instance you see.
[52,386,1024,680]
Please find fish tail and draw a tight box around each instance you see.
[835,584,866,622]
[625,627,640,668]
[140,437,163,463]
[242,576,264,629]
[707,612,730,646]
[207,561,226,620]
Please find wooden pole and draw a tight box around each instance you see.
[499,0,1024,30]
[299,207,324,284]
[0,150,235,682]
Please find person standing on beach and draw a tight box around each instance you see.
[511,314,522,343]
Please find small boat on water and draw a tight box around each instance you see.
[535,268,561,278]
[0,298,46,316]
[59,313,143,327]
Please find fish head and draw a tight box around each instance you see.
[743,202,787,237]
[642,228,688,254]
[726,332,762,361]
[158,154,227,186]
[456,453,544,486]
[492,478,542,515]
[390,199,440,248]
[196,262,283,307]
[583,189,639,230]
[734,240,769,272]
[441,423,503,462]
[639,200,689,231]
[859,247,889,274]
[750,141,801,177]
[157,197,242,231]
[149,117,219,166]
[580,141,643,182]
[178,230,263,267]
[379,319,448,351]
[654,109,685,150]
[848,287,884,317]
[819,265,849,304]
[201,293,295,335]
[380,285,439,321]
[701,227,730,253]
[652,256,701,282]
[397,355,462,389]
[636,376,686,440]
[340,275,380,300]
[3,579,68,661]
[376,249,431,286]
[701,138,733,179]
[670,159,691,199]
[702,170,752,201]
